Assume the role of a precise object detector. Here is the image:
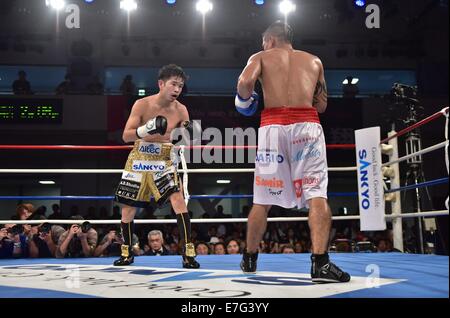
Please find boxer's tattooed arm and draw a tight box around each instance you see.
[313,80,327,106]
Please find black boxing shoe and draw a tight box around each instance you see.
[113,255,134,266]
[311,260,351,283]
[182,243,200,269]
[182,256,200,269]
[113,245,134,266]
[240,249,258,274]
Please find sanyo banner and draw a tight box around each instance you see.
[355,127,386,231]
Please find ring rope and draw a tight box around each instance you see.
[2,211,448,226]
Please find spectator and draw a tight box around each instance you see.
[28,216,65,258]
[258,240,270,253]
[48,204,63,220]
[376,239,392,253]
[12,70,32,95]
[281,244,295,254]
[294,241,304,253]
[14,203,34,220]
[226,239,241,255]
[55,74,75,95]
[87,75,104,95]
[56,216,97,258]
[120,75,136,96]
[343,76,360,98]
[213,242,226,255]
[0,224,28,258]
[216,205,227,218]
[144,230,170,256]
[169,242,180,255]
[94,228,140,257]
[195,242,210,255]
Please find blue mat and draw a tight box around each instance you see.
[0,253,447,298]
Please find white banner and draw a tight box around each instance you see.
[355,127,386,231]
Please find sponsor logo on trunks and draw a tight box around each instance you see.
[138,143,162,155]
[255,152,284,164]
[268,189,283,196]
[293,177,321,198]
[132,161,166,172]
[121,171,143,183]
[292,137,319,145]
[292,145,321,162]
[255,177,284,188]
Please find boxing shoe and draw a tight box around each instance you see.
[311,255,351,283]
[113,245,134,266]
[182,256,200,269]
[240,249,258,274]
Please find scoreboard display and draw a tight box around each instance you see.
[0,98,63,124]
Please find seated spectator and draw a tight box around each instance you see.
[12,70,32,95]
[195,242,210,255]
[213,242,226,255]
[94,228,140,257]
[143,230,170,256]
[56,216,97,258]
[258,240,270,254]
[55,74,75,95]
[376,239,393,253]
[169,242,180,255]
[281,244,295,254]
[294,241,304,253]
[9,203,35,237]
[226,239,241,255]
[28,215,65,258]
[87,75,104,95]
[120,75,136,96]
[48,204,63,220]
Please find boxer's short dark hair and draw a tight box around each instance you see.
[158,64,188,82]
[263,21,293,44]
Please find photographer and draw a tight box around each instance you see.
[56,216,97,258]
[0,224,29,259]
[94,228,141,257]
[28,216,65,258]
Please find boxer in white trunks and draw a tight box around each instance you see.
[235,21,350,283]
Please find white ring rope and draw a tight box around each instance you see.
[2,210,447,225]
[382,141,447,168]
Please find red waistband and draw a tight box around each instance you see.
[261,107,320,127]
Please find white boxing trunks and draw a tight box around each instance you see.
[253,107,328,209]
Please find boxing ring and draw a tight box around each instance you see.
[0,107,448,298]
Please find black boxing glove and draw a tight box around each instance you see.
[136,116,168,138]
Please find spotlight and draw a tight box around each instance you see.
[279,0,296,15]
[45,0,66,11]
[217,180,231,184]
[255,0,265,5]
[120,0,137,12]
[343,77,359,85]
[166,0,176,4]
[196,0,213,14]
[39,181,56,185]
[354,0,366,7]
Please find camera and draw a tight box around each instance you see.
[391,83,419,105]
[8,224,24,236]
[80,221,92,233]
[39,222,52,234]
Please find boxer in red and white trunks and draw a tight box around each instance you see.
[235,21,350,283]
